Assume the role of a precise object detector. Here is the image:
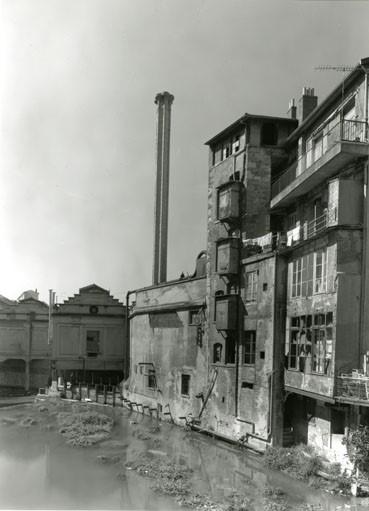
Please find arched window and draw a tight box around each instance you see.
[261,122,278,146]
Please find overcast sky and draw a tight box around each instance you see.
[1,0,368,303]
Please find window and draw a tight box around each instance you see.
[261,123,278,146]
[245,270,258,302]
[291,249,328,298]
[181,374,190,396]
[189,309,201,325]
[241,382,254,389]
[286,312,333,375]
[212,133,243,165]
[225,334,236,364]
[243,331,256,365]
[148,369,156,389]
[86,331,100,357]
[232,136,240,153]
[314,249,328,293]
[213,343,223,363]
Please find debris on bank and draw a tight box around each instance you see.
[57,409,113,447]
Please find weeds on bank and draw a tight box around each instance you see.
[264,444,323,480]
[57,409,113,446]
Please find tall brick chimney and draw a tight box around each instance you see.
[152,91,174,285]
[298,87,318,122]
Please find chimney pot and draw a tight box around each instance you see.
[298,87,318,122]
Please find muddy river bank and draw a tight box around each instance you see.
[0,399,367,510]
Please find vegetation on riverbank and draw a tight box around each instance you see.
[57,407,113,446]
[263,444,362,497]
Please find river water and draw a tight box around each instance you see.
[0,401,365,510]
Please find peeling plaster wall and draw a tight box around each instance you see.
[127,277,207,423]
[204,118,291,448]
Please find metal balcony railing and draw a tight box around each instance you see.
[271,119,368,199]
[283,208,337,248]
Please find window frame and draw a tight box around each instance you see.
[286,312,333,375]
[245,270,258,302]
[290,249,328,298]
[86,330,100,358]
[181,374,191,396]
[243,330,256,365]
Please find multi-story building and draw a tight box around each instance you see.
[0,290,50,391]
[201,114,296,449]
[127,57,369,458]
[51,284,126,386]
[270,58,369,460]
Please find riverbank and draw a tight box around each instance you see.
[1,400,368,511]
[0,395,36,408]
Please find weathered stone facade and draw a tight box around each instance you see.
[51,284,126,385]
[0,293,50,390]
[125,271,207,423]
[127,57,369,460]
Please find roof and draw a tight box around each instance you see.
[285,57,369,144]
[60,283,124,306]
[0,294,16,306]
[205,113,297,147]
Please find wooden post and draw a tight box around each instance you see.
[103,385,107,405]
[112,385,116,407]
[95,384,98,403]
[87,384,90,399]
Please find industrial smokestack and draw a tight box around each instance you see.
[152,91,174,285]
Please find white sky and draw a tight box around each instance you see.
[1,0,368,303]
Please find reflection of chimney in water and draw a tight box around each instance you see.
[152,91,174,285]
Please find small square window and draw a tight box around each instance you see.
[260,351,265,360]
[189,309,201,325]
[181,374,190,396]
[241,382,254,389]
[263,283,268,291]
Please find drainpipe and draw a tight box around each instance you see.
[363,62,368,140]
[235,121,248,417]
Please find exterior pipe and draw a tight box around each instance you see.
[190,424,264,454]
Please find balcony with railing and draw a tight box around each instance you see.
[271,119,368,209]
[241,209,337,257]
[283,208,337,248]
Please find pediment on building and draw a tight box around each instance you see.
[61,284,123,307]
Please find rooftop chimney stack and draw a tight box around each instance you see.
[287,98,297,119]
[152,91,174,285]
[298,87,318,122]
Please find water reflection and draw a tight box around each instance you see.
[0,404,361,510]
